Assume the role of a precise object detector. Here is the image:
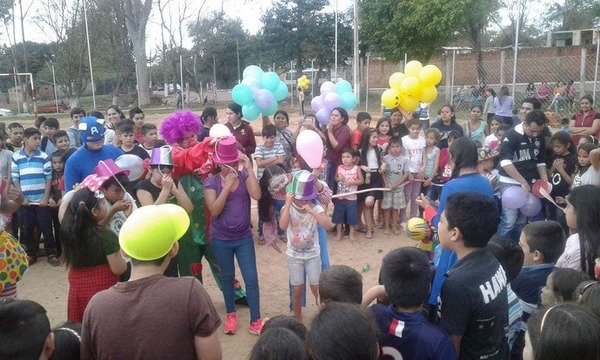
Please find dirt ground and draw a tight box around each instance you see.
[15,108,416,359]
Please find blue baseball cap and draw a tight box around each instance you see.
[78,116,105,144]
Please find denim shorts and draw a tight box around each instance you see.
[287,255,322,285]
[332,199,358,226]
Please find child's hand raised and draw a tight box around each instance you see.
[286,192,295,203]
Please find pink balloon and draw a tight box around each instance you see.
[311,95,324,112]
[296,130,324,169]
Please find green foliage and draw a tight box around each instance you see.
[544,0,600,30]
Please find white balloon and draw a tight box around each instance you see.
[209,123,232,138]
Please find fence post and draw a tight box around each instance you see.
[500,50,505,86]
[580,47,587,94]
[445,52,451,102]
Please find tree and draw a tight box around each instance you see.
[124,0,152,106]
[543,0,600,31]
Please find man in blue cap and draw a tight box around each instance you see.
[64,116,123,191]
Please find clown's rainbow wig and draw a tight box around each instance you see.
[160,110,201,145]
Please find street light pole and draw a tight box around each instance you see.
[511,0,521,96]
[82,0,96,109]
[353,0,360,104]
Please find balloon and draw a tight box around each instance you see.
[316,108,330,126]
[404,60,423,78]
[420,86,438,103]
[209,123,231,138]
[254,89,275,109]
[242,103,261,121]
[340,91,357,111]
[259,72,280,92]
[388,72,406,90]
[381,88,400,109]
[398,95,420,112]
[243,65,264,81]
[521,193,542,217]
[406,218,428,241]
[115,154,144,181]
[532,179,553,198]
[273,81,288,101]
[311,96,324,112]
[323,92,342,110]
[241,76,259,89]
[335,80,352,94]
[320,81,336,95]
[400,77,422,97]
[419,64,442,86]
[231,84,254,106]
[501,186,528,210]
[262,101,278,116]
[296,130,324,169]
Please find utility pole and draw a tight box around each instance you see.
[213,55,217,103]
[236,39,241,84]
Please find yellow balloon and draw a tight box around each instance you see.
[381,88,400,109]
[400,76,422,98]
[419,65,442,86]
[420,86,438,103]
[388,72,406,90]
[404,60,423,78]
[406,217,428,241]
[399,95,420,112]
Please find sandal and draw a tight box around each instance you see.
[365,229,373,239]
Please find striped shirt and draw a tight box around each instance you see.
[12,149,52,202]
[253,142,285,179]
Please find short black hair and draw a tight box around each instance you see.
[381,247,432,308]
[52,130,69,143]
[522,97,542,110]
[117,123,134,135]
[405,119,422,129]
[101,173,129,190]
[0,299,51,360]
[23,127,41,139]
[444,193,499,248]
[88,110,104,119]
[115,119,135,132]
[388,136,402,147]
[341,147,357,158]
[356,112,372,122]
[497,123,511,133]
[522,221,566,263]
[8,122,23,130]
[262,315,307,340]
[249,328,310,360]
[488,235,524,282]
[550,268,591,302]
[262,124,277,137]
[51,321,82,360]
[524,109,547,127]
[42,117,59,129]
[319,265,363,304]
[70,107,85,118]
[51,150,64,160]
[141,123,157,136]
[129,106,144,119]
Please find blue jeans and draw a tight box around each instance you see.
[496,183,527,243]
[211,236,260,321]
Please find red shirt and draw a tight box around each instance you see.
[351,129,362,150]
[571,110,600,144]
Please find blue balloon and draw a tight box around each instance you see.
[231,84,254,106]
[242,103,261,121]
[335,80,352,94]
[262,102,278,116]
[259,72,280,92]
[340,91,357,110]
[274,81,288,101]
[243,65,264,81]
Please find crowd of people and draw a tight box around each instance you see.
[1,91,600,360]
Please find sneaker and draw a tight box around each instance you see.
[47,255,60,267]
[234,296,249,307]
[223,312,237,335]
[248,319,265,335]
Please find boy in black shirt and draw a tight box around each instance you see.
[438,192,509,360]
[497,109,548,242]
[117,123,150,160]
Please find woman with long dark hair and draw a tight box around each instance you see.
[325,107,352,194]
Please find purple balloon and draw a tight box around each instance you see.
[501,186,527,210]
[311,96,324,112]
[316,108,330,126]
[323,92,342,110]
[255,89,275,109]
[520,193,542,217]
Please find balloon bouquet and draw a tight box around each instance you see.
[297,75,309,90]
[501,180,551,217]
[310,80,358,126]
[231,65,289,120]
[381,61,442,113]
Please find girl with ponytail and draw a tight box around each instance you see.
[61,188,127,322]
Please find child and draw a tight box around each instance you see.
[420,128,441,199]
[333,148,363,242]
[318,265,363,305]
[279,170,333,321]
[94,160,136,236]
[547,131,577,231]
[381,137,410,235]
[250,328,309,360]
[375,117,392,154]
[253,124,285,180]
[437,192,509,359]
[0,136,13,181]
[540,268,591,306]
[369,247,456,359]
[401,119,425,224]
[139,123,158,156]
[51,322,82,360]
[52,130,72,155]
[571,143,597,188]
[512,221,565,320]
[289,157,302,173]
[66,107,85,148]
[351,112,371,152]
[11,127,59,266]
[6,122,24,152]
[49,151,65,256]
[484,117,501,150]
[358,129,383,239]
[40,117,59,156]
[117,123,150,160]
[129,106,145,144]
[477,147,500,198]
[559,117,570,132]
[436,131,461,191]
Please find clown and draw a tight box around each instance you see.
[159,110,247,303]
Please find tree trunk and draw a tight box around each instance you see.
[124,0,152,106]
[133,39,150,106]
